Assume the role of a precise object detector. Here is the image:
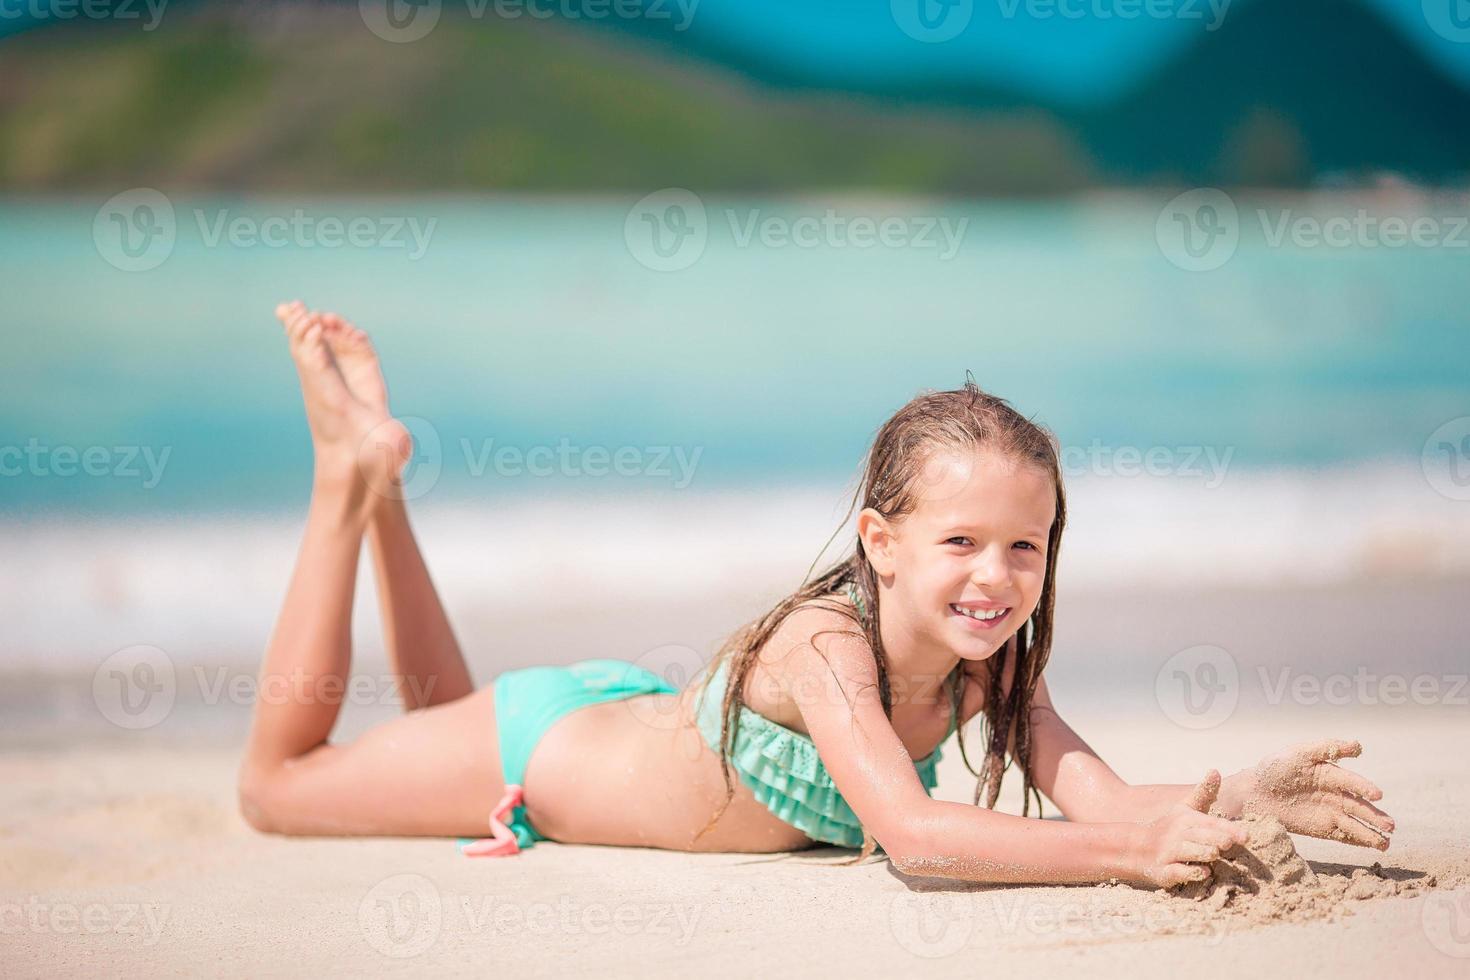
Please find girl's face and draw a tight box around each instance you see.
[866,448,1056,662]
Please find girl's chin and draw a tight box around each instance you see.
[949,634,1008,662]
[945,623,1019,660]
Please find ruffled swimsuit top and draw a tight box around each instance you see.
[692,656,954,849]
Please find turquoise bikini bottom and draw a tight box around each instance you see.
[488,659,677,848]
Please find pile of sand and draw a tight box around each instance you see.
[1171,814,1437,925]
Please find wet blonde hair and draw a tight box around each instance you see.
[695,379,1067,861]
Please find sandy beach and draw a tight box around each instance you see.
[4,579,1468,978]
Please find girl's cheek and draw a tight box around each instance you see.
[1018,571,1043,608]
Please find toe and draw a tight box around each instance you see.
[298,319,330,367]
[276,300,305,327]
[346,326,373,351]
[284,308,314,344]
[324,313,368,346]
[292,312,321,352]
[320,313,354,352]
[327,314,374,354]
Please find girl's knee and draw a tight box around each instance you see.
[237,763,289,834]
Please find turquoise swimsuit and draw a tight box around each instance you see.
[693,657,951,849]
[487,652,953,851]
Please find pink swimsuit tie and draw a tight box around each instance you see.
[461,784,524,857]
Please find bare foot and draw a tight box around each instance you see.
[274,301,409,502]
[319,312,389,413]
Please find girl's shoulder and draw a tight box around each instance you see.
[740,594,874,731]
[766,594,874,675]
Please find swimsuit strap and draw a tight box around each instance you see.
[844,580,868,625]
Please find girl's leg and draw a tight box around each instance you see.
[366,499,474,708]
[316,310,474,710]
[237,304,503,837]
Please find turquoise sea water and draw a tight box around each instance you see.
[4,194,1470,671]
[2,194,1467,516]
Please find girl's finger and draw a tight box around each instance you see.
[1195,824,1244,852]
[1333,791,1395,834]
[1326,812,1385,849]
[1174,841,1222,864]
[1304,738,1362,763]
[1316,763,1383,801]
[1164,863,1210,888]
[1340,812,1391,851]
[1185,769,1222,813]
[1211,814,1250,846]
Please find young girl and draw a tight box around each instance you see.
[239,301,1395,887]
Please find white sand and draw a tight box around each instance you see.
[3,704,1466,978]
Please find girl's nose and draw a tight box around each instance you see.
[969,547,1013,591]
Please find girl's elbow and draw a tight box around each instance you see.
[873,806,941,873]
[886,848,927,876]
[886,838,952,877]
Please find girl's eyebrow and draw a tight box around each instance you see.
[939,521,1051,538]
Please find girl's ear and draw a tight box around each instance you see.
[857,508,898,578]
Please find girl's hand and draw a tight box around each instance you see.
[1229,738,1395,850]
[1128,769,1249,889]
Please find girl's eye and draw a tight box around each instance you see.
[1013,541,1039,552]
[945,536,971,546]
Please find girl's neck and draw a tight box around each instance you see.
[873,588,961,711]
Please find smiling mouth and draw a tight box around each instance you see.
[950,603,1010,625]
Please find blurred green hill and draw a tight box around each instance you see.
[2,0,1466,193]
[0,6,1093,194]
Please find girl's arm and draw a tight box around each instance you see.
[778,610,1245,887]
[1025,676,1395,849]
[1023,675,1237,821]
